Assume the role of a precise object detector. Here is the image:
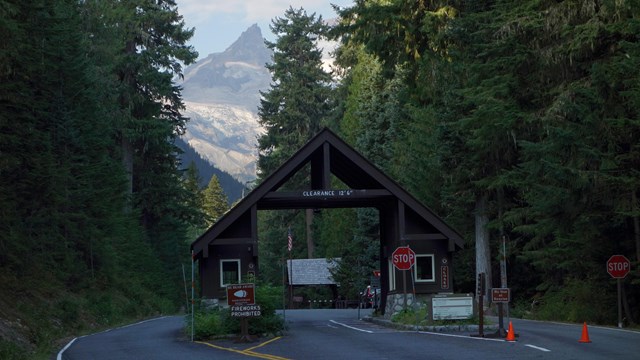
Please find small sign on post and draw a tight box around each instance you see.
[227,283,256,306]
[392,246,416,270]
[227,284,260,342]
[491,288,510,303]
[230,304,262,317]
[607,255,631,279]
[607,255,631,328]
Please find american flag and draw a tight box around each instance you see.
[287,228,293,252]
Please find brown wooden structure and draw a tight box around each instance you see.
[190,128,464,313]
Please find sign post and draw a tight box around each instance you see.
[227,283,258,342]
[392,246,416,309]
[475,273,486,337]
[607,255,631,328]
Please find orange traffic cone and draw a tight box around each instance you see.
[578,322,591,343]
[505,321,516,342]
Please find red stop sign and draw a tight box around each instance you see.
[392,246,416,270]
[607,255,631,279]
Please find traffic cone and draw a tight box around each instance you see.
[505,321,516,342]
[578,322,591,343]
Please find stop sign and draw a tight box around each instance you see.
[392,246,416,270]
[607,255,631,279]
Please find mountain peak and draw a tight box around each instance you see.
[224,24,271,66]
[179,25,271,182]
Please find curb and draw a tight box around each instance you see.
[363,316,499,333]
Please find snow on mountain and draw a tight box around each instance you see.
[179,24,271,182]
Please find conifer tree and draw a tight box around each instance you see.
[257,6,332,178]
[202,175,229,226]
[257,7,333,276]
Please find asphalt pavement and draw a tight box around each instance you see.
[57,309,640,360]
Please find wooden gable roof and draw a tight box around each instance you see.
[191,128,463,259]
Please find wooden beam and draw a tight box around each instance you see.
[258,189,393,209]
[404,233,448,241]
[211,238,254,245]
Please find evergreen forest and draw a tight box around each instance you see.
[254,0,640,333]
[1,0,639,359]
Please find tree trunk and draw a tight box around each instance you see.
[306,208,315,259]
[122,136,133,212]
[475,193,492,305]
[632,190,640,266]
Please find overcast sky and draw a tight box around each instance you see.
[176,0,354,60]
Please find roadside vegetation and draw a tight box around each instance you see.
[2,1,640,359]
[188,284,284,340]
[390,307,484,328]
[255,1,640,329]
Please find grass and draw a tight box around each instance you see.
[389,306,485,327]
[0,271,180,360]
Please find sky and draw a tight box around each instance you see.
[176,0,354,60]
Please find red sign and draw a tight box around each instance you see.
[392,246,415,270]
[227,283,256,306]
[607,255,631,279]
[441,266,449,289]
[491,288,510,303]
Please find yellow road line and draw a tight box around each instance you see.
[245,336,282,351]
[195,338,291,360]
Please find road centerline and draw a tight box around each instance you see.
[196,338,290,360]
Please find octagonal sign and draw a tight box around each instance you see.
[607,255,631,279]
[392,246,415,270]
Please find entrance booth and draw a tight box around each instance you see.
[190,129,464,314]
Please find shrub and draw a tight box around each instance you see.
[187,283,284,340]
[527,278,615,324]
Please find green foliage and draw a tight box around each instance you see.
[202,175,229,226]
[0,0,200,357]
[257,6,332,178]
[391,307,430,326]
[330,208,380,299]
[189,284,284,340]
[525,279,615,324]
[0,340,28,360]
[190,309,233,340]
[390,305,479,327]
[330,0,640,324]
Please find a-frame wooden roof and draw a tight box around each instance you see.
[191,128,463,259]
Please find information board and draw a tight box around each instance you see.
[431,294,474,320]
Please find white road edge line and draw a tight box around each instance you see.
[505,318,640,334]
[56,316,169,359]
[417,331,505,342]
[57,337,77,360]
[525,344,551,352]
[330,320,374,333]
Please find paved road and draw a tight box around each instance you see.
[58,310,640,359]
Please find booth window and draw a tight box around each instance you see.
[414,254,435,282]
[220,259,241,286]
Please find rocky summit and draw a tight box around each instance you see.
[179,24,271,182]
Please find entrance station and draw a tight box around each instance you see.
[190,128,463,314]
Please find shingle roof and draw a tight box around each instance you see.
[286,258,339,285]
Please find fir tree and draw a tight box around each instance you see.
[202,175,229,226]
